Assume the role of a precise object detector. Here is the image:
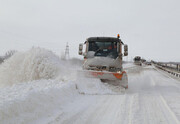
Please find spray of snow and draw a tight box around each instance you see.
[0,47,73,87]
[75,77,125,95]
[0,47,122,95]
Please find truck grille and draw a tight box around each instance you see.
[89,65,107,71]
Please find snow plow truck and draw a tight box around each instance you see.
[78,34,128,89]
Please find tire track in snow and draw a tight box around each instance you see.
[128,94,135,124]
[130,93,179,124]
[56,94,132,124]
[159,95,180,124]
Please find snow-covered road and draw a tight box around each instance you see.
[46,66,180,124]
[1,66,180,124]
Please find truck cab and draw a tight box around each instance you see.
[79,35,128,72]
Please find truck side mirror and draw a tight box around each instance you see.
[79,43,83,55]
[124,44,128,56]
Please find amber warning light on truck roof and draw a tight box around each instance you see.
[117,34,120,39]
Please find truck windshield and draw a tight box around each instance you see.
[88,41,118,59]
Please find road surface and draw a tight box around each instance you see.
[47,66,180,124]
[1,65,180,124]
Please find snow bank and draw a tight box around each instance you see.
[76,77,125,95]
[0,47,71,87]
[0,80,78,124]
[0,78,126,123]
[0,77,125,123]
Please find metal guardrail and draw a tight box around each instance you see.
[152,61,180,78]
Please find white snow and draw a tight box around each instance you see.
[123,61,136,69]
[76,77,125,95]
[0,48,180,124]
[0,80,79,124]
[0,47,75,87]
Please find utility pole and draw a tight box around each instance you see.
[65,42,70,60]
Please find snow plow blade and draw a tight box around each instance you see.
[78,70,128,89]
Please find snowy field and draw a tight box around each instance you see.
[0,48,180,124]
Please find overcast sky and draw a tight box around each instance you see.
[0,0,180,61]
